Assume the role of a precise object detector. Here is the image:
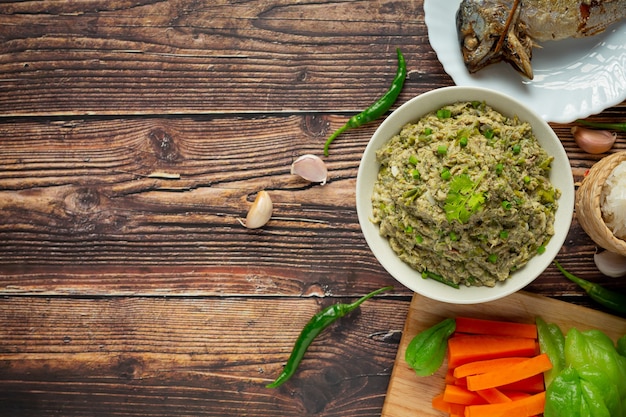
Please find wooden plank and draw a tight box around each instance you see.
[381,291,626,417]
[0,114,625,296]
[0,114,625,297]
[0,0,446,116]
[0,295,408,417]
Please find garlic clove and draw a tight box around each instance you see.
[571,126,617,154]
[594,250,626,278]
[244,190,273,229]
[290,154,328,185]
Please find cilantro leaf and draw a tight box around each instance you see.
[444,174,485,223]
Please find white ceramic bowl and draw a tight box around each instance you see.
[356,86,575,304]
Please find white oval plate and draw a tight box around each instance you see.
[424,0,626,123]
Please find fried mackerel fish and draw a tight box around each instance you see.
[371,101,559,287]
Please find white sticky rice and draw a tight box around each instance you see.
[601,161,626,240]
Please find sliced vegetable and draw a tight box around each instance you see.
[544,367,612,417]
[618,335,626,357]
[405,317,456,376]
[447,335,538,368]
[465,353,552,391]
[432,393,467,415]
[475,387,512,404]
[498,374,545,393]
[415,316,554,417]
[453,356,529,379]
[443,384,485,405]
[410,316,626,417]
[537,317,626,417]
[464,391,545,417]
[564,328,626,401]
[455,316,537,339]
[536,316,565,387]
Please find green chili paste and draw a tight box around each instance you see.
[371,101,559,287]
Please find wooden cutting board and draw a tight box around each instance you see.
[381,291,626,417]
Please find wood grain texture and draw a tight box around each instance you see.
[0,0,438,116]
[0,0,625,416]
[0,114,625,297]
[0,295,407,417]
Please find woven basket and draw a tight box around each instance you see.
[575,151,626,256]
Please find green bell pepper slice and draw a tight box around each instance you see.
[536,316,565,387]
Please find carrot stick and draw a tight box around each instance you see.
[476,388,512,404]
[443,385,486,406]
[453,357,529,378]
[464,391,546,417]
[501,391,531,401]
[432,392,466,415]
[447,335,538,368]
[499,373,545,393]
[446,368,458,384]
[457,374,544,393]
[466,353,552,391]
[455,317,537,339]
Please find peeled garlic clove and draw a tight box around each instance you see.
[594,250,626,278]
[290,154,328,185]
[571,126,617,154]
[244,190,273,229]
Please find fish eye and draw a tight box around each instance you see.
[464,35,478,51]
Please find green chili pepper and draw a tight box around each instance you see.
[323,48,407,156]
[421,270,460,289]
[265,285,393,388]
[576,119,626,132]
[554,261,626,316]
[405,318,456,376]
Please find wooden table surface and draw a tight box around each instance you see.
[1,1,624,416]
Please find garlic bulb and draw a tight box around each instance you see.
[571,126,617,154]
[243,190,273,229]
[290,154,328,185]
[594,250,626,278]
